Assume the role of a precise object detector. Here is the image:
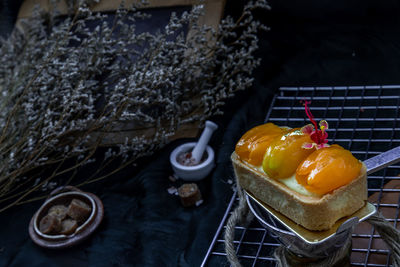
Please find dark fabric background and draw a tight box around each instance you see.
[2,0,400,266]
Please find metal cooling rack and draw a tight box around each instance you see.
[201,85,400,267]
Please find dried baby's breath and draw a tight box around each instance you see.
[0,0,268,212]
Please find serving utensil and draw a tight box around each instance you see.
[247,146,400,258]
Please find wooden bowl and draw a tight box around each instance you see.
[29,186,104,249]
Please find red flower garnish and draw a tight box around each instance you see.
[301,100,329,149]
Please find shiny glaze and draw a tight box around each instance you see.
[235,123,362,196]
[235,123,286,166]
[295,144,362,195]
[262,129,315,179]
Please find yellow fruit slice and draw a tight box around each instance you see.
[262,129,315,179]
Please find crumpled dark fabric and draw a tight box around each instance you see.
[2,0,400,266]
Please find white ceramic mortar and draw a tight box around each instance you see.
[170,142,215,181]
[170,121,218,181]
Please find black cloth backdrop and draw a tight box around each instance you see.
[2,0,400,266]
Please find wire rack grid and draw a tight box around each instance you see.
[201,85,400,267]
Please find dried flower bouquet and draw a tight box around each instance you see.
[0,0,269,212]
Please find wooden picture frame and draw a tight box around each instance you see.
[18,0,226,32]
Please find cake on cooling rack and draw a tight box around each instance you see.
[231,101,367,231]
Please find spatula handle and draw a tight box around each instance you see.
[364,146,400,175]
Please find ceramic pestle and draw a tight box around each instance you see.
[191,121,218,164]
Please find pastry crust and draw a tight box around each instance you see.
[231,152,367,231]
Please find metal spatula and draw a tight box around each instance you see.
[246,146,400,257]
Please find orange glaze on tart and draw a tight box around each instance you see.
[235,123,287,166]
[262,128,315,179]
[295,144,362,195]
[234,102,362,196]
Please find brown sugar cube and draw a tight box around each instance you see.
[67,199,92,223]
[48,205,68,220]
[39,214,62,234]
[60,219,78,235]
[178,183,202,207]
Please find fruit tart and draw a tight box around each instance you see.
[231,102,367,231]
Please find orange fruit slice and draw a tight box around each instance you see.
[235,123,286,166]
[296,144,362,195]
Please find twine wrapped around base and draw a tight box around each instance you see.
[273,237,352,267]
[224,187,400,267]
[224,188,254,267]
[367,213,400,267]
